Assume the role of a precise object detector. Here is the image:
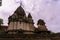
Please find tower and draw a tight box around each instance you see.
[28,13,34,24]
[27,13,35,31]
[23,13,35,34]
[34,19,50,34]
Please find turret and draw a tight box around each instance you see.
[28,13,32,18]
[37,19,45,25]
[28,13,34,24]
[37,19,47,31]
[34,19,51,34]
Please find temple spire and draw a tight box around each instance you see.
[28,13,32,18]
[27,13,34,24]
[14,6,26,16]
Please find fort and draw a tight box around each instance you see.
[0,6,60,40]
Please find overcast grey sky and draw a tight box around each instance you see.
[0,0,60,33]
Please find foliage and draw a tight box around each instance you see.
[0,18,3,26]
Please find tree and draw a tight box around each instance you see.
[0,18,3,26]
[0,0,2,6]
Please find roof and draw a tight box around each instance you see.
[37,19,45,25]
[8,6,26,21]
[14,6,26,16]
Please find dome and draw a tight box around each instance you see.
[37,19,45,25]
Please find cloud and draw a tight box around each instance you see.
[22,0,60,32]
[0,0,20,25]
[0,0,60,32]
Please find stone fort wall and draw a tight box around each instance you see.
[0,33,60,40]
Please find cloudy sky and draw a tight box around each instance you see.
[0,0,60,33]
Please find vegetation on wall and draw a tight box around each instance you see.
[0,18,3,26]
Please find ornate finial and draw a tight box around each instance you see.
[20,0,24,8]
[20,0,22,6]
[15,0,24,7]
[37,19,45,25]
